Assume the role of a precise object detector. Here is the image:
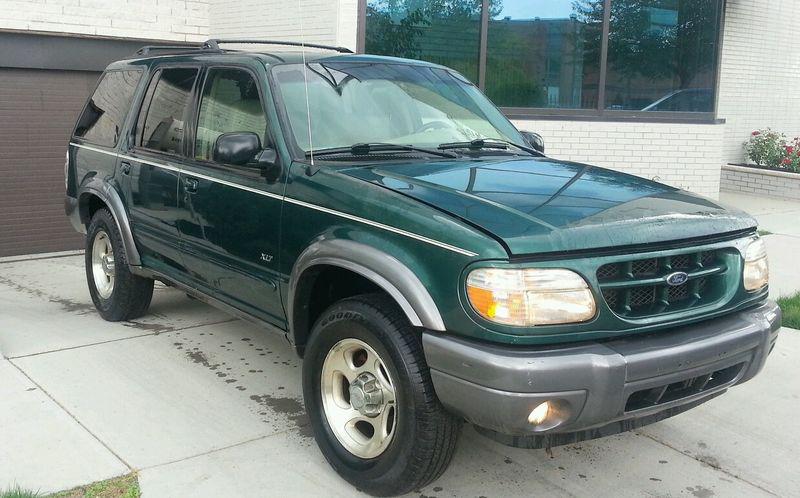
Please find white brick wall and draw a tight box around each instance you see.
[0,0,210,41]
[208,0,357,51]
[717,0,800,163]
[512,120,725,198]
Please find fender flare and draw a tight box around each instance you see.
[78,178,141,267]
[288,239,446,341]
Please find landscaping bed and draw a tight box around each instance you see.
[721,164,800,200]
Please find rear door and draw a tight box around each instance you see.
[123,66,200,277]
[178,65,286,327]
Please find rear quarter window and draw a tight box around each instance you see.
[73,69,142,147]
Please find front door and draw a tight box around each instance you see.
[124,66,199,277]
[178,66,286,327]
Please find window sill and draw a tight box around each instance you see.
[501,108,725,125]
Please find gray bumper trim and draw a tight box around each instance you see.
[423,301,781,437]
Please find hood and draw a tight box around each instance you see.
[340,157,757,256]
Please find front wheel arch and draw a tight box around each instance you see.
[288,240,446,355]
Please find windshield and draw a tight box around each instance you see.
[271,61,525,154]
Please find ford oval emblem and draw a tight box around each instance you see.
[665,271,689,286]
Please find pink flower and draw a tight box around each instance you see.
[786,146,795,154]
[752,131,761,136]
[782,158,791,165]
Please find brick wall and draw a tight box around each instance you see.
[511,119,725,198]
[717,1,800,164]
[720,164,800,201]
[208,0,358,50]
[0,0,209,41]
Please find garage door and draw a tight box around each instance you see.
[0,68,101,257]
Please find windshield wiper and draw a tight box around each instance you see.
[307,143,458,159]
[438,138,543,156]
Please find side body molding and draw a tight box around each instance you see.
[288,239,447,338]
[78,178,142,267]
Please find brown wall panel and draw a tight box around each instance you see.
[0,68,101,257]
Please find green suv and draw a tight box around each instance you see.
[65,40,781,496]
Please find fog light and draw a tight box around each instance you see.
[528,401,551,425]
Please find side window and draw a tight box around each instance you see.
[139,68,199,154]
[74,70,142,147]
[195,68,267,162]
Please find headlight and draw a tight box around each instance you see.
[466,268,596,326]
[743,237,769,291]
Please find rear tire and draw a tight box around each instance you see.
[85,208,153,321]
[302,293,460,496]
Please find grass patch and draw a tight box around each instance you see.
[0,486,40,498]
[778,292,800,330]
[50,474,139,498]
[0,474,141,498]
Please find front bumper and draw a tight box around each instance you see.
[423,301,781,448]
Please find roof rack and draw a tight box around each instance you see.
[203,39,353,54]
[135,45,204,56]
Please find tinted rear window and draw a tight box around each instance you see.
[74,70,142,147]
[139,68,198,155]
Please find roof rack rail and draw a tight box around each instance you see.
[203,39,353,54]
[136,45,204,55]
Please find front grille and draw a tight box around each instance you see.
[597,250,725,318]
[625,362,745,412]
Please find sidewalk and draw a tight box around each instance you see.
[719,191,800,298]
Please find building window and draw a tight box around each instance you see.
[360,0,723,120]
[365,0,482,83]
[486,0,602,109]
[604,0,720,112]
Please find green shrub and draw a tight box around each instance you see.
[745,129,786,168]
[744,129,800,172]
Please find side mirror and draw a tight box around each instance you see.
[213,132,261,166]
[520,131,545,154]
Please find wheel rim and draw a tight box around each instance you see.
[320,338,397,459]
[91,230,115,299]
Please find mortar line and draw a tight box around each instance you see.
[7,318,237,360]
[637,431,778,496]
[9,359,134,472]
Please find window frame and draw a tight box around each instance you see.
[132,64,202,159]
[71,68,144,148]
[356,0,726,123]
[190,63,272,171]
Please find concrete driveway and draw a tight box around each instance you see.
[1,192,799,497]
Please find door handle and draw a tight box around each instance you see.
[120,161,131,175]
[184,177,199,194]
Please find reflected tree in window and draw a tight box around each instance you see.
[365,0,499,82]
[486,1,603,108]
[575,0,719,111]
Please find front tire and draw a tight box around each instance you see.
[85,208,153,321]
[302,294,460,496]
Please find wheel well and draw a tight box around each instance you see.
[79,193,108,226]
[292,265,385,355]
